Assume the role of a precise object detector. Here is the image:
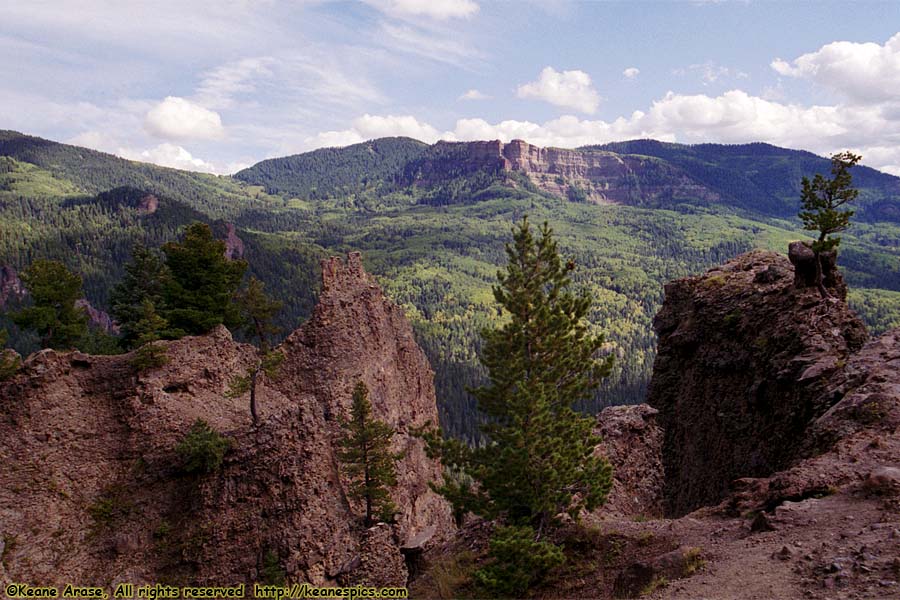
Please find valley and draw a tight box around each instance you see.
[2,130,900,440]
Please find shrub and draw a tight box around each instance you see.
[176,419,230,474]
[130,341,169,371]
[474,525,565,598]
[260,549,286,585]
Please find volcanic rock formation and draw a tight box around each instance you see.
[0,252,452,586]
[648,250,868,516]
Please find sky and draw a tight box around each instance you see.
[3,0,900,175]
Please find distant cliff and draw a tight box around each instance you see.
[0,252,453,586]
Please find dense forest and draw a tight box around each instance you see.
[2,130,900,441]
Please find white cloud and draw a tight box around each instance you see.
[673,60,748,85]
[623,67,640,79]
[459,89,489,100]
[194,57,275,110]
[365,0,480,20]
[516,67,600,114]
[144,96,224,141]
[772,33,900,103]
[378,22,481,66]
[302,87,900,174]
[304,114,443,148]
[119,143,218,173]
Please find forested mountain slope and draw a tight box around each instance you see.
[2,130,899,440]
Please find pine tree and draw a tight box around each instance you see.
[338,382,402,526]
[425,217,614,594]
[11,259,88,350]
[110,243,171,348]
[129,300,170,371]
[161,222,247,335]
[231,277,283,424]
[799,151,861,298]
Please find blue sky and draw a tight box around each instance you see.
[3,0,900,174]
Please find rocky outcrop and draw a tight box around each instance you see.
[788,241,846,299]
[223,223,244,260]
[75,298,120,334]
[0,252,452,586]
[0,264,118,333]
[0,264,24,309]
[648,250,868,516]
[594,404,664,518]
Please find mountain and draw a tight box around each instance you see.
[2,130,900,441]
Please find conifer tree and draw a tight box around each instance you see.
[231,277,283,424]
[11,259,88,350]
[799,151,861,298]
[161,222,247,335]
[425,217,615,594]
[338,382,402,526]
[129,300,170,371]
[110,243,171,348]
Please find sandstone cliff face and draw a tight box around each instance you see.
[648,250,868,516]
[0,252,452,586]
[407,139,719,205]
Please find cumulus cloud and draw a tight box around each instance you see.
[459,89,489,100]
[365,0,480,20]
[144,96,224,141]
[772,33,900,103]
[517,67,600,114]
[304,114,443,148]
[119,143,218,173]
[302,87,900,174]
[623,67,640,79]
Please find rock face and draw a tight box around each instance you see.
[594,404,664,518]
[0,264,24,309]
[407,140,719,205]
[223,223,245,260]
[648,250,868,516]
[0,252,452,586]
[787,241,846,299]
[75,298,120,335]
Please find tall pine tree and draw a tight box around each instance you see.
[110,243,171,349]
[426,217,614,594]
[338,382,402,526]
[161,222,247,335]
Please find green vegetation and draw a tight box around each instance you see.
[799,151,861,296]
[161,222,247,335]
[0,329,19,380]
[11,259,88,350]
[337,382,402,526]
[1,130,900,444]
[260,549,287,586]
[128,300,170,371]
[474,525,565,597]
[428,219,613,596]
[176,419,231,474]
[110,244,171,349]
[233,277,283,424]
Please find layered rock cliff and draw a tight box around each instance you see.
[648,250,868,516]
[406,139,720,205]
[0,252,452,586]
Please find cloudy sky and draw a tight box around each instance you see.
[3,0,900,175]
